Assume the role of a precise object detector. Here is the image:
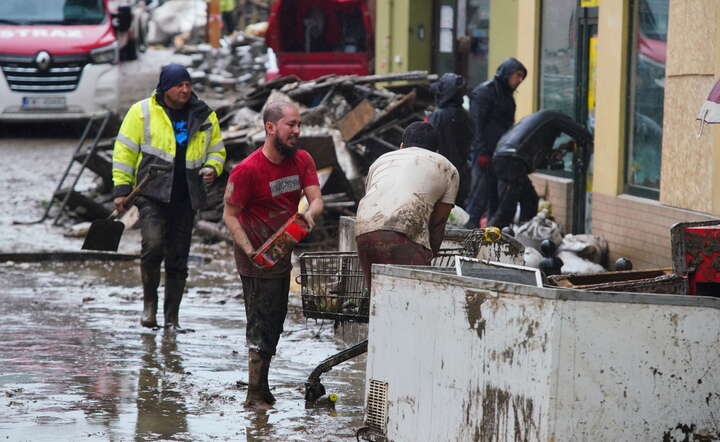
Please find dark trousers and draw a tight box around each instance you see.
[222,11,236,35]
[240,274,290,357]
[356,230,433,290]
[465,164,498,227]
[137,197,195,281]
[488,175,539,229]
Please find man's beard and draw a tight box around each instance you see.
[276,137,297,157]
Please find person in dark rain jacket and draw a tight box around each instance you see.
[429,73,473,206]
[465,57,527,228]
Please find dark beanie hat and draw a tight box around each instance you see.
[156,64,191,92]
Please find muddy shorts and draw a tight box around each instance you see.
[240,274,291,357]
[356,230,433,289]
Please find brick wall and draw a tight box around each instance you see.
[590,193,716,269]
[529,174,719,269]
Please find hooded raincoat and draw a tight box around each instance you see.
[465,57,527,226]
[429,73,473,205]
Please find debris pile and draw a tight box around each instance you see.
[178,32,269,96]
[503,208,609,275]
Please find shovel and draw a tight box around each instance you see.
[82,165,168,252]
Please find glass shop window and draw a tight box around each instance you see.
[539,0,578,120]
[466,0,490,88]
[625,0,668,198]
[538,0,579,176]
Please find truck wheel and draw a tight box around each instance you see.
[120,39,138,61]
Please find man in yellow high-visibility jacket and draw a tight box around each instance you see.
[112,64,226,331]
[221,0,236,35]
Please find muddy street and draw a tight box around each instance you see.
[0,49,366,441]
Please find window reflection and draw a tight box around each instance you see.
[626,0,668,195]
[466,0,490,88]
[539,0,577,119]
[0,0,105,25]
[539,0,578,175]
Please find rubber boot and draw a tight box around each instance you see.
[163,278,185,331]
[245,350,273,409]
[140,266,160,328]
[259,354,276,405]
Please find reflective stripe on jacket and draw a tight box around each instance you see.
[112,93,226,210]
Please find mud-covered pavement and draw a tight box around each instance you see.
[0,50,366,441]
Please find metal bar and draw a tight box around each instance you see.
[52,112,112,226]
[308,339,368,383]
[9,84,76,92]
[305,339,369,403]
[6,75,78,82]
[368,135,399,151]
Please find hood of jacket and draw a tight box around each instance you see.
[432,73,466,108]
[494,57,527,90]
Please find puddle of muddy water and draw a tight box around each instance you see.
[0,248,366,441]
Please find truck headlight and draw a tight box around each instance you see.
[90,42,119,65]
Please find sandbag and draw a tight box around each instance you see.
[558,233,608,265]
[558,251,606,275]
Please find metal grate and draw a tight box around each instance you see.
[299,248,467,323]
[300,251,367,322]
[365,379,388,435]
[0,53,87,93]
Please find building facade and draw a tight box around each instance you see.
[377,0,720,268]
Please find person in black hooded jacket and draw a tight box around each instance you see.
[429,73,473,205]
[464,57,527,228]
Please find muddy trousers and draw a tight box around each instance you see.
[488,175,539,229]
[240,274,290,357]
[356,230,433,291]
[137,197,195,328]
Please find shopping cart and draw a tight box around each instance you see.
[299,248,465,404]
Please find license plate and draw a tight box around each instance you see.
[22,96,67,110]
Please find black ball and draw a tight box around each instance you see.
[540,239,556,258]
[539,256,563,277]
[615,258,633,271]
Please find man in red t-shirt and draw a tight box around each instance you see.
[223,101,323,409]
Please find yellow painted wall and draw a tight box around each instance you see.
[374,0,433,74]
[514,0,540,119]
[592,0,630,196]
[375,0,392,74]
[488,0,518,77]
[408,0,433,71]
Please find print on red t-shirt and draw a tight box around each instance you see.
[226,147,319,277]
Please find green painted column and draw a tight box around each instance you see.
[374,0,433,74]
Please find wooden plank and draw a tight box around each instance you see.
[336,99,376,141]
[299,135,338,170]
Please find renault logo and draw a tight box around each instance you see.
[35,51,51,71]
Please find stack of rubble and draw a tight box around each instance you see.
[178,32,269,96]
